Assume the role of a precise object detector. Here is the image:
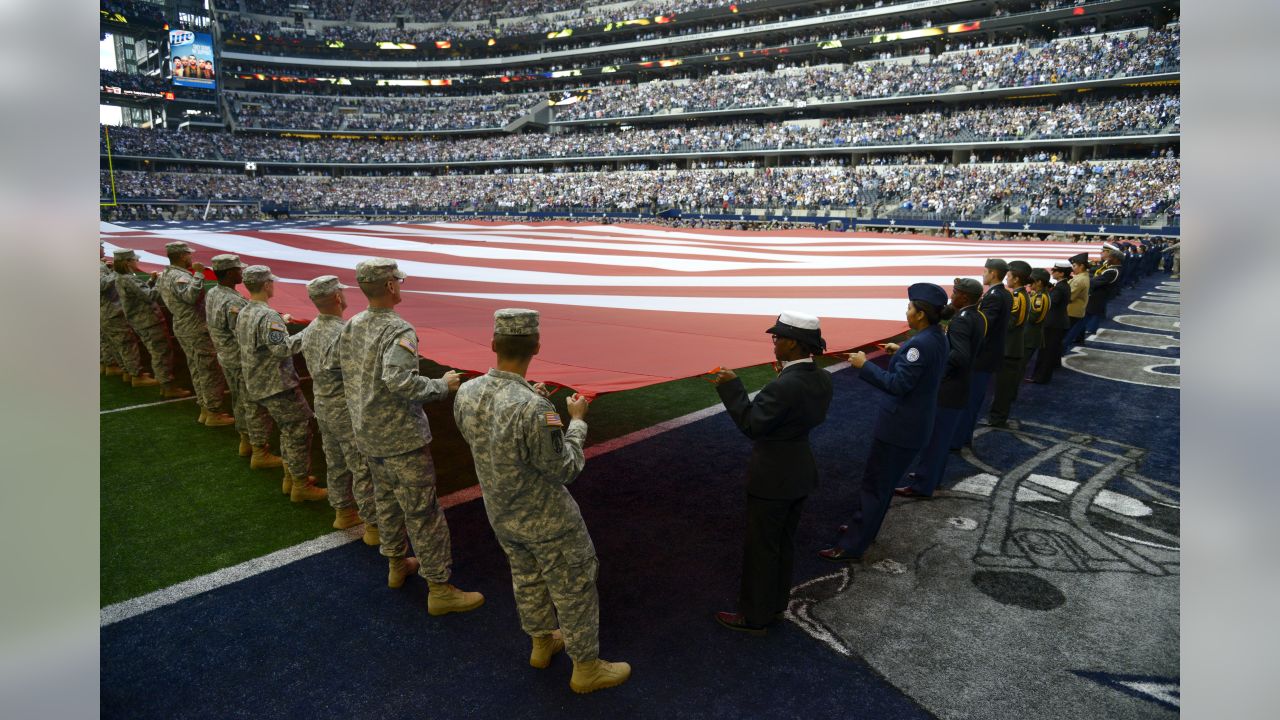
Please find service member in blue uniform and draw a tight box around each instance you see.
[1083,243,1124,338]
[953,258,1011,449]
[897,278,985,498]
[709,312,834,634]
[986,260,1031,428]
[1031,261,1073,384]
[819,284,949,562]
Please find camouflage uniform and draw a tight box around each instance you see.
[237,294,312,480]
[157,250,229,413]
[206,270,274,446]
[335,299,453,581]
[453,313,599,662]
[100,261,143,376]
[112,251,176,384]
[300,310,376,521]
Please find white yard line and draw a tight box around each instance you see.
[100,396,198,415]
[100,362,850,627]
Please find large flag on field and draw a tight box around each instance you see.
[100,221,1100,395]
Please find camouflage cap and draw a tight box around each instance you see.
[210,254,244,271]
[494,308,540,336]
[242,265,277,286]
[354,257,406,284]
[307,275,349,299]
[165,241,193,255]
[112,248,137,262]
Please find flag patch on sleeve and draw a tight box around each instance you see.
[544,412,563,428]
[269,321,287,333]
[397,337,418,354]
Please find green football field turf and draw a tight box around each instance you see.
[99,351,847,607]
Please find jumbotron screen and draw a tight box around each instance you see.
[169,30,215,89]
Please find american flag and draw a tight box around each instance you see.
[100,221,1099,395]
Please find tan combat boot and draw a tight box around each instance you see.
[387,556,420,589]
[427,582,485,616]
[131,373,159,387]
[362,524,381,547]
[238,433,252,457]
[290,477,327,503]
[333,506,361,529]
[121,371,132,383]
[104,365,123,376]
[250,445,283,470]
[161,383,192,399]
[569,659,632,694]
[204,411,235,427]
[197,407,208,424]
[530,630,565,669]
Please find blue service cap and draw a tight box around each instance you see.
[908,282,948,308]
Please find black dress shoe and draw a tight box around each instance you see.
[715,611,767,636]
[837,524,848,534]
[818,547,862,563]
[982,418,1008,428]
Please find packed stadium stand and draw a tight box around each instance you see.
[101,0,1180,236]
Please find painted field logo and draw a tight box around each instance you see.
[788,420,1179,719]
[1064,282,1180,388]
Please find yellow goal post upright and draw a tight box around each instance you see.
[101,125,117,207]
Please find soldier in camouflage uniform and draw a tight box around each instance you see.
[112,249,190,399]
[100,257,151,385]
[236,264,326,503]
[205,254,281,466]
[334,257,482,613]
[156,241,233,426]
[299,275,378,540]
[453,308,631,695]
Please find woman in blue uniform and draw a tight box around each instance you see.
[820,283,950,562]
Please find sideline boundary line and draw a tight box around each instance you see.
[101,362,850,627]
[100,396,198,415]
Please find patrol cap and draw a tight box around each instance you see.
[1069,252,1089,266]
[112,248,137,262]
[984,258,1009,273]
[1053,260,1073,271]
[765,311,826,353]
[355,257,406,284]
[242,265,277,286]
[1029,268,1051,284]
[307,275,349,299]
[165,241,193,255]
[210,254,244,271]
[494,308,540,336]
[952,277,983,297]
[908,282,948,309]
[1007,260,1032,277]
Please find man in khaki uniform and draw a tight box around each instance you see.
[205,254,280,466]
[156,241,233,426]
[112,249,189,399]
[100,256,150,385]
[453,309,630,694]
[334,258,482,614]
[299,275,378,538]
[236,265,326,502]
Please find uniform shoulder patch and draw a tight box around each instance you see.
[228,306,240,314]
[906,347,920,363]
[269,321,287,333]
[544,411,564,428]
[396,336,418,354]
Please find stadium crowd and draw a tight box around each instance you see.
[230,92,537,131]
[557,28,1180,120]
[101,158,1180,223]
[105,91,1178,159]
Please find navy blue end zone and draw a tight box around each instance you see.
[102,275,1178,719]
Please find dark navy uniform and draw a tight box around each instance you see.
[716,312,833,630]
[832,320,948,557]
[905,301,984,496]
[988,282,1030,426]
[1084,259,1121,336]
[954,281,1011,448]
[1033,270,1072,383]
